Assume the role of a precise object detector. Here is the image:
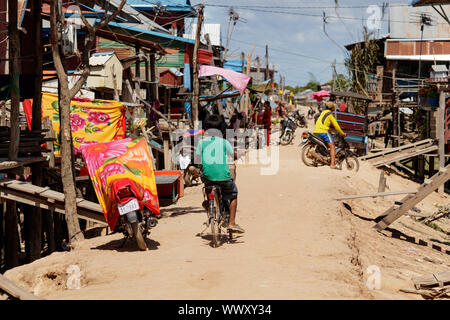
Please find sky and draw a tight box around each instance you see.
[188,0,413,87]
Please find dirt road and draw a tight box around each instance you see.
[4,123,450,299]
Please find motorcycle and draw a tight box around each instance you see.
[293,110,307,128]
[300,131,359,172]
[111,179,160,251]
[279,115,298,145]
[307,108,315,120]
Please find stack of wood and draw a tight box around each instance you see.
[0,127,50,157]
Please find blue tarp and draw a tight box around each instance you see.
[223,60,247,72]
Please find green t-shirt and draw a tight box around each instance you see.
[196,136,233,181]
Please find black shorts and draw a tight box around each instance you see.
[201,177,238,201]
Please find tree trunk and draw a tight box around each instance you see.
[59,95,83,244]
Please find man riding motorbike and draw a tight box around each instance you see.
[195,114,245,234]
[313,101,347,169]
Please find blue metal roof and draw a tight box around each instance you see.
[126,0,192,11]
[223,60,247,73]
[106,21,195,44]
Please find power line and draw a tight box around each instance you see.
[204,4,450,26]
[230,38,423,82]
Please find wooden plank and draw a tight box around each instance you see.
[335,190,417,201]
[0,157,47,171]
[359,139,433,161]
[0,180,102,213]
[372,145,438,168]
[412,271,450,289]
[374,163,450,231]
[0,274,41,300]
[0,189,106,226]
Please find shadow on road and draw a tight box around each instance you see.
[161,206,205,218]
[92,236,161,252]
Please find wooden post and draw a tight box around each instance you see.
[191,4,204,127]
[23,164,43,263]
[438,88,446,193]
[31,0,43,132]
[8,0,20,161]
[150,53,158,101]
[0,203,4,267]
[135,45,141,81]
[5,200,19,270]
[205,34,223,116]
[256,56,261,83]
[27,0,44,262]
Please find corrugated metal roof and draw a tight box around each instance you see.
[89,52,115,66]
[390,4,450,39]
[127,0,192,11]
[107,21,195,44]
[431,64,448,71]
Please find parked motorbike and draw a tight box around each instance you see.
[279,115,298,145]
[293,110,307,128]
[300,131,359,171]
[307,108,315,120]
[111,179,160,251]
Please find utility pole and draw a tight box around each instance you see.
[191,3,204,128]
[331,59,337,92]
[256,56,261,82]
[265,45,269,81]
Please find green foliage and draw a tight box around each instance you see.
[328,74,351,91]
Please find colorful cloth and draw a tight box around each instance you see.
[80,137,160,230]
[199,65,251,95]
[24,93,126,156]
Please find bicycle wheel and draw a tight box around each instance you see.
[210,192,221,248]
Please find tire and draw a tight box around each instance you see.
[344,156,360,172]
[131,222,147,251]
[210,193,220,248]
[301,143,317,167]
[280,131,292,145]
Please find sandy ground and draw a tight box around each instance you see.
[4,118,450,300]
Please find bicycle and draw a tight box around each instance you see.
[201,184,232,248]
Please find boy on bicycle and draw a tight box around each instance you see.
[195,114,245,234]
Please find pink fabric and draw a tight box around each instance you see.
[310,90,330,102]
[199,65,251,95]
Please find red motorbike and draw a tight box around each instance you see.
[111,179,160,251]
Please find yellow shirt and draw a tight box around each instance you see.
[313,110,345,136]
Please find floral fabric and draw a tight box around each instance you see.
[81,137,160,230]
[40,93,126,156]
